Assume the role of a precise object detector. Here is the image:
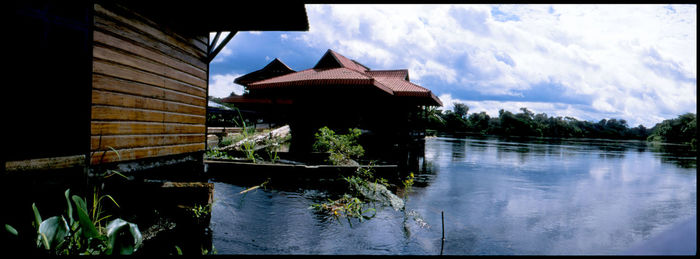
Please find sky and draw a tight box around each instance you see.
[208,4,696,128]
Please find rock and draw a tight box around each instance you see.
[352,182,405,211]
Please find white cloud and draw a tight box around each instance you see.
[301,4,696,127]
[209,31,235,64]
[209,73,245,98]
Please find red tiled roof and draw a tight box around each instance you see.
[314,49,370,72]
[234,58,295,86]
[245,49,441,106]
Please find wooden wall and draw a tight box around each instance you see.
[90,3,208,165]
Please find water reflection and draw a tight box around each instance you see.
[412,137,696,255]
[211,136,696,255]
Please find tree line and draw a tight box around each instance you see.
[423,103,697,145]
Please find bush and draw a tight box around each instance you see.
[312,127,364,165]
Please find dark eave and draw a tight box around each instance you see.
[110,0,309,33]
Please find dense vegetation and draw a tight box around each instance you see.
[424,103,697,145]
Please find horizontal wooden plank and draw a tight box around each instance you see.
[107,3,210,55]
[93,45,206,89]
[91,105,205,124]
[94,15,207,71]
[90,142,205,164]
[92,121,205,135]
[91,134,205,150]
[92,90,205,116]
[92,74,206,107]
[5,155,86,172]
[93,59,206,98]
[94,4,207,63]
[94,31,207,81]
[197,35,209,49]
[94,3,207,58]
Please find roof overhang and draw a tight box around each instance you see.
[110,0,309,33]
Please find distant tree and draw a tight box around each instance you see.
[453,103,469,119]
[648,113,697,144]
[424,106,446,130]
[468,112,490,133]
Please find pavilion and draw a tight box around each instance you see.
[224,49,442,161]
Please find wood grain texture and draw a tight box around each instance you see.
[93,45,206,89]
[91,121,205,135]
[5,155,86,172]
[90,3,208,163]
[91,134,204,150]
[93,59,206,98]
[93,15,207,71]
[94,3,206,61]
[90,143,205,164]
[91,105,205,124]
[93,30,207,80]
[92,74,206,107]
[92,90,205,116]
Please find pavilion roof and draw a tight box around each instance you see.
[234,58,295,86]
[243,49,442,106]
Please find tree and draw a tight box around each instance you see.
[453,103,469,119]
[468,112,490,133]
[648,113,697,144]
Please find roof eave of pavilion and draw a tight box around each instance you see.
[234,58,295,85]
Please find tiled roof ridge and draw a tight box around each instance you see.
[264,58,293,71]
[248,67,374,86]
[366,69,409,79]
[326,49,369,73]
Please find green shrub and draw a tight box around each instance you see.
[312,127,364,165]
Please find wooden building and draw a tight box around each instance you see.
[4,0,308,175]
[224,49,442,161]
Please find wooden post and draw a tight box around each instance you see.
[440,210,445,255]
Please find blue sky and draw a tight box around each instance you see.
[208,4,696,128]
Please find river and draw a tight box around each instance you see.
[209,136,696,255]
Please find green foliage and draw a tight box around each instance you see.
[647,113,697,145]
[189,203,212,219]
[426,106,695,142]
[402,172,415,194]
[5,224,18,236]
[232,109,261,163]
[264,136,282,163]
[26,189,141,255]
[310,194,376,222]
[205,148,234,159]
[311,163,394,223]
[105,218,142,255]
[453,103,469,119]
[312,127,365,165]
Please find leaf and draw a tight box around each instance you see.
[99,194,120,208]
[32,203,42,230]
[71,195,100,238]
[5,224,18,236]
[64,189,74,226]
[38,216,69,250]
[105,218,142,255]
[107,146,121,161]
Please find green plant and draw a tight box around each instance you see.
[402,172,415,199]
[313,127,365,165]
[263,135,283,163]
[232,109,260,163]
[205,148,234,159]
[310,194,376,223]
[190,203,212,219]
[27,189,142,255]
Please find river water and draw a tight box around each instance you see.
[209,136,696,255]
